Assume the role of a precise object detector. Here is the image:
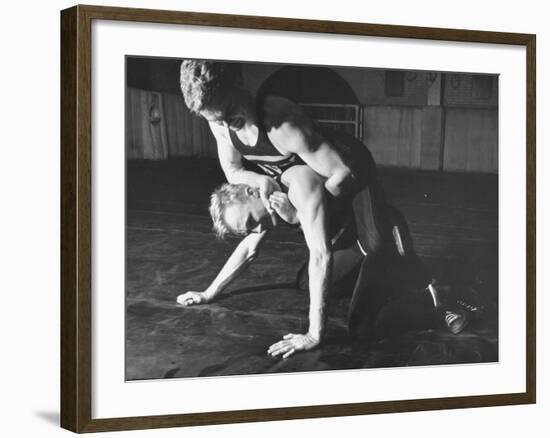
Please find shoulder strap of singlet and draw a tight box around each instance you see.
[228,123,273,151]
[228,126,246,149]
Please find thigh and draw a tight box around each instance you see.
[375,289,437,336]
[351,181,392,256]
[347,253,393,339]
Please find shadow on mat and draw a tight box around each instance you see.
[224,282,298,298]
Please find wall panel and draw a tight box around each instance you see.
[363,106,423,168]
[443,108,498,172]
[126,88,217,160]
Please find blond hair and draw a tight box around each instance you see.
[209,183,249,239]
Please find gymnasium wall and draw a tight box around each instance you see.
[361,106,497,172]
[125,59,498,173]
[125,88,216,160]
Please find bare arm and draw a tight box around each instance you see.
[210,122,280,209]
[299,187,332,340]
[177,231,267,306]
[268,167,332,358]
[265,98,356,198]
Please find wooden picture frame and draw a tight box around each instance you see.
[60,4,536,433]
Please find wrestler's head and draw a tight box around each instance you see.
[209,183,277,238]
[180,60,254,131]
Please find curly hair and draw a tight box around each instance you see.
[209,183,250,239]
[179,60,241,114]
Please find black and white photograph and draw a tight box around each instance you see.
[125,57,499,380]
[2,0,546,434]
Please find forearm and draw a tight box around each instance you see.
[324,166,355,198]
[296,142,356,198]
[213,125,274,190]
[205,235,262,299]
[307,251,332,340]
[223,166,267,188]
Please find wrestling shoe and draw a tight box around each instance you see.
[442,308,469,335]
[456,298,482,315]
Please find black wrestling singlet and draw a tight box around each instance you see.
[228,126,303,182]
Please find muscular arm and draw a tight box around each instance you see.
[265,98,356,198]
[298,183,332,340]
[210,122,280,207]
[268,167,332,358]
[177,231,267,306]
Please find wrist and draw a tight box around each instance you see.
[306,329,323,343]
[203,288,218,300]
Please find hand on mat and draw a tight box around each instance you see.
[269,191,299,224]
[267,333,320,359]
[176,291,211,307]
[258,176,281,213]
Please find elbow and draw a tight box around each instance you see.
[224,169,239,184]
[325,167,354,198]
[310,248,332,268]
[243,234,263,260]
[247,250,258,263]
[222,163,244,184]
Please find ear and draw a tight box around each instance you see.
[246,186,259,198]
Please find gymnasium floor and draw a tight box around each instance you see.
[126,158,498,380]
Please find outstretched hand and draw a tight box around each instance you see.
[176,291,211,307]
[267,333,320,359]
